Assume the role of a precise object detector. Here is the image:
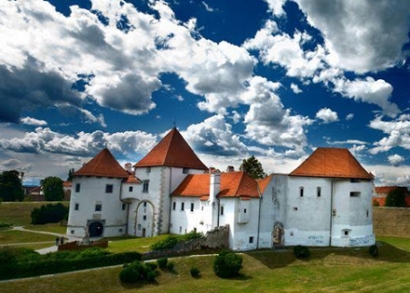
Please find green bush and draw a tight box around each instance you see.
[30,203,68,225]
[166,261,174,271]
[369,244,379,257]
[144,262,158,271]
[157,257,168,268]
[213,251,243,278]
[178,230,203,242]
[190,267,200,277]
[293,245,310,259]
[119,260,157,283]
[150,236,179,251]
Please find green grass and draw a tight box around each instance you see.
[2,243,410,293]
[24,223,67,234]
[0,201,69,226]
[107,234,169,253]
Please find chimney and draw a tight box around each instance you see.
[227,165,234,172]
[209,171,220,203]
[124,163,132,173]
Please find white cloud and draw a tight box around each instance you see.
[182,115,248,156]
[264,0,288,17]
[346,113,354,121]
[202,1,215,12]
[388,154,405,167]
[315,108,338,123]
[290,83,302,94]
[20,117,47,126]
[294,0,410,73]
[333,77,400,118]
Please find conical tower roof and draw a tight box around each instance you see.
[134,127,208,170]
[290,147,372,180]
[73,148,129,178]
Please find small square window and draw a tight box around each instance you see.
[344,230,349,236]
[350,192,360,197]
[128,186,133,192]
[243,208,247,213]
[146,167,151,173]
[105,184,113,193]
[75,183,81,193]
[71,230,74,234]
[293,207,298,211]
[183,168,189,174]
[122,203,126,210]
[143,215,147,221]
[74,203,79,211]
[95,204,102,212]
[249,236,254,244]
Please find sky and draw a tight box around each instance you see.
[0,0,410,187]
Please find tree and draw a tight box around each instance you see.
[41,176,64,201]
[239,156,266,179]
[385,187,407,207]
[0,170,24,202]
[213,250,243,278]
[67,168,75,181]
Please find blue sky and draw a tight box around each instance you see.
[0,0,410,186]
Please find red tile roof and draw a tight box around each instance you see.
[375,186,410,196]
[257,174,273,194]
[290,147,373,180]
[124,174,142,184]
[73,148,129,179]
[171,171,260,198]
[134,127,208,170]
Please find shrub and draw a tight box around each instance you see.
[119,260,157,283]
[178,230,203,242]
[190,267,200,277]
[150,236,178,251]
[145,262,158,271]
[166,261,174,271]
[369,244,379,257]
[30,203,68,225]
[293,245,310,259]
[157,257,168,268]
[213,251,243,278]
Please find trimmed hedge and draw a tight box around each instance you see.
[369,244,379,257]
[119,260,158,283]
[293,245,310,259]
[0,247,142,281]
[213,250,243,278]
[30,203,68,225]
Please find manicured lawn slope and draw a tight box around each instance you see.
[2,240,410,293]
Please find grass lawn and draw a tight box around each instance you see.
[2,242,410,293]
[0,201,69,226]
[0,229,56,245]
[107,234,169,253]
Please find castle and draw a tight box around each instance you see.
[66,127,375,250]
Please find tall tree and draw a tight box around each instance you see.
[385,187,407,207]
[0,170,24,202]
[239,156,266,179]
[41,176,64,201]
[67,168,75,181]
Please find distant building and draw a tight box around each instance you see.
[67,128,375,250]
[373,186,410,206]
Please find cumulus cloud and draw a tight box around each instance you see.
[242,76,313,150]
[294,0,410,73]
[388,154,405,167]
[346,113,354,121]
[0,127,157,158]
[290,83,303,94]
[182,115,248,156]
[333,77,400,118]
[264,0,288,17]
[20,117,47,126]
[315,108,338,123]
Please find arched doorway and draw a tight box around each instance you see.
[134,200,155,237]
[89,221,104,237]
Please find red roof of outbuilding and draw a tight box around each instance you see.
[257,174,273,194]
[73,148,129,179]
[290,147,372,180]
[171,171,260,198]
[134,127,208,170]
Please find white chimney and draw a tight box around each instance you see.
[209,171,220,203]
[124,163,132,172]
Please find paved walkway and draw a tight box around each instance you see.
[5,226,83,254]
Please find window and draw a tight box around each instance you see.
[146,167,151,173]
[142,180,149,193]
[243,208,247,213]
[190,203,194,212]
[122,203,126,210]
[366,209,369,217]
[172,202,176,211]
[181,202,185,211]
[143,202,147,207]
[293,207,298,211]
[249,236,254,244]
[183,168,189,174]
[143,215,147,221]
[220,206,224,216]
[317,187,321,197]
[179,226,182,233]
[344,230,349,236]
[299,187,304,197]
[350,178,360,183]
[74,203,79,210]
[75,183,81,193]
[95,204,102,212]
[350,192,360,197]
[138,224,141,230]
[332,209,336,216]
[105,184,113,193]
[128,186,133,192]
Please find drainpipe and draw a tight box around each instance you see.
[118,179,128,235]
[256,192,262,249]
[329,179,335,247]
[167,167,173,233]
